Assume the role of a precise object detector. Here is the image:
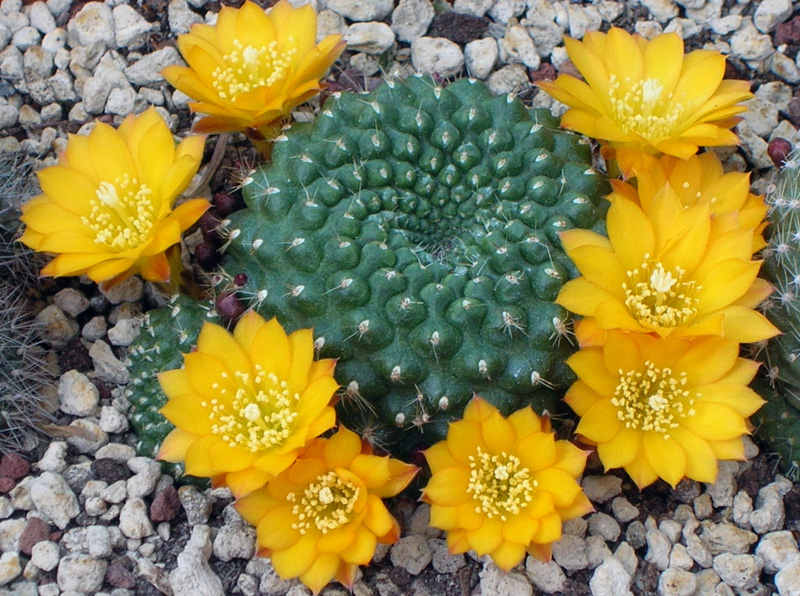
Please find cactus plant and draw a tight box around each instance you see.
[214,75,610,453]
[753,149,800,479]
[125,294,219,466]
[0,151,52,454]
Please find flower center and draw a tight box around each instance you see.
[81,175,155,250]
[288,471,361,535]
[612,360,695,437]
[467,447,536,521]
[204,364,300,452]
[608,76,685,140]
[212,39,298,100]
[623,256,700,329]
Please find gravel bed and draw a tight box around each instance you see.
[2,1,800,595]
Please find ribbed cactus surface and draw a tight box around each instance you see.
[754,148,800,478]
[218,75,610,451]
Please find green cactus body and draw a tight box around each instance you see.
[125,294,219,468]
[755,151,800,478]
[219,75,610,452]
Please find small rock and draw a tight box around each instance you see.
[658,567,697,596]
[411,37,464,78]
[18,517,49,556]
[669,544,694,571]
[58,370,100,417]
[12,27,42,51]
[82,316,108,342]
[485,63,529,95]
[100,276,143,304]
[407,504,439,538]
[345,22,395,55]
[113,4,154,50]
[101,481,127,505]
[150,485,181,523]
[87,525,112,559]
[700,521,758,556]
[179,485,211,525]
[705,461,738,508]
[611,497,639,523]
[730,19,775,62]
[754,0,793,34]
[582,476,623,504]
[106,86,137,116]
[391,0,434,42]
[755,531,800,574]
[105,556,137,590]
[67,3,115,48]
[390,535,432,575]
[488,0,527,25]
[169,525,224,596]
[499,25,539,69]
[67,418,109,453]
[645,526,672,571]
[525,556,565,594]
[589,512,621,543]
[552,535,588,571]
[586,534,612,569]
[0,552,21,587]
[212,506,257,562]
[36,442,67,474]
[95,444,137,464]
[327,0,393,21]
[464,37,498,80]
[57,554,107,593]
[34,305,79,348]
[31,541,60,572]
[89,340,130,384]
[733,491,754,528]
[712,553,763,590]
[119,498,154,539]
[29,2,56,34]
[479,563,531,595]
[775,559,800,596]
[0,518,25,553]
[614,542,638,577]
[771,52,800,84]
[126,458,161,499]
[52,288,90,317]
[0,454,30,481]
[626,520,647,549]
[750,484,786,535]
[99,406,129,434]
[589,556,632,596]
[168,0,203,34]
[686,533,713,569]
[30,472,80,530]
[453,0,494,17]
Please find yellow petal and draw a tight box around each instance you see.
[233,310,266,352]
[423,466,470,506]
[362,495,396,538]
[207,441,256,474]
[643,433,686,488]
[556,277,619,317]
[183,434,218,477]
[287,327,315,393]
[481,408,515,454]
[197,321,252,376]
[225,467,272,498]
[270,533,317,580]
[424,441,460,472]
[565,349,618,396]
[535,468,582,508]
[156,428,197,462]
[517,431,557,472]
[681,402,749,441]
[721,307,780,343]
[341,526,378,565]
[670,426,718,484]
[429,504,459,530]
[624,449,659,489]
[159,394,213,435]
[256,503,302,550]
[300,553,340,594]
[467,516,503,555]
[575,399,622,444]
[596,426,640,470]
[323,426,361,469]
[564,380,603,417]
[693,383,764,417]
[489,540,527,571]
[250,317,291,380]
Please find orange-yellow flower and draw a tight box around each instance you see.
[565,331,764,488]
[236,427,418,594]
[613,150,768,253]
[422,397,592,570]
[538,28,752,159]
[555,186,779,343]
[157,310,338,498]
[19,108,209,286]
[162,0,345,139]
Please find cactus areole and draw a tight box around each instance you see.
[219,76,610,451]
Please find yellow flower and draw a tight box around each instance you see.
[555,187,779,343]
[236,427,418,594]
[538,28,752,159]
[422,397,592,570]
[565,331,764,488]
[19,108,209,286]
[162,0,345,139]
[613,150,768,253]
[156,310,338,498]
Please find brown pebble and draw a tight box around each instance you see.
[0,477,15,493]
[0,453,30,480]
[150,485,181,522]
[19,517,50,556]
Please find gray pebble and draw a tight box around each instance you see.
[755,531,800,574]
[119,498,154,539]
[775,559,800,596]
[212,507,256,562]
[391,0,434,43]
[56,554,107,593]
[478,563,531,596]
[390,535,432,575]
[582,476,623,504]
[589,556,632,596]
[58,369,99,417]
[712,553,763,590]
[31,541,60,572]
[611,497,639,523]
[658,567,697,596]
[30,472,80,530]
[552,535,588,571]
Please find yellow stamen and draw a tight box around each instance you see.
[205,364,299,452]
[211,39,298,100]
[467,447,536,521]
[608,75,684,140]
[290,471,360,535]
[623,256,699,328]
[81,175,155,250]
[611,361,696,437]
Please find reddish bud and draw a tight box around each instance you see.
[198,209,222,245]
[194,243,220,271]
[215,292,245,323]
[233,273,248,287]
[214,192,245,217]
[768,138,793,169]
